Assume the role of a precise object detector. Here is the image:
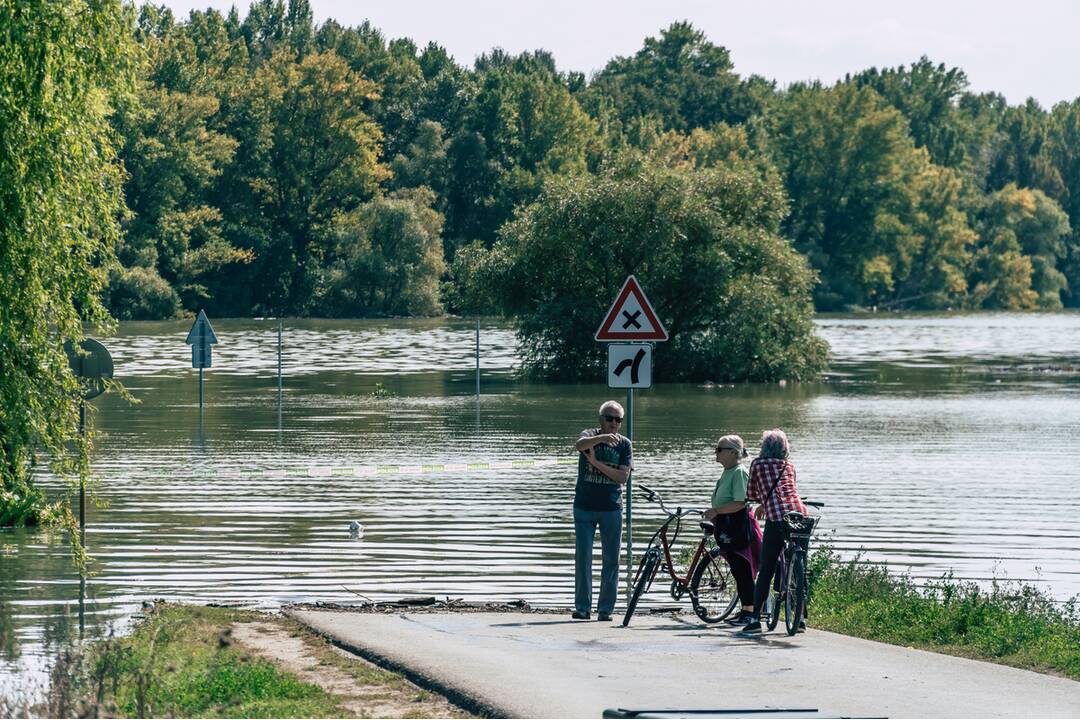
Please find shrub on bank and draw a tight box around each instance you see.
[456,152,829,382]
[807,545,1080,679]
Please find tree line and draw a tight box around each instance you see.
[111,1,1078,324]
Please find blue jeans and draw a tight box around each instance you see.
[574,507,622,614]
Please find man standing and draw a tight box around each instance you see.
[572,400,632,621]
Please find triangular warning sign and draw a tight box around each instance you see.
[595,275,668,342]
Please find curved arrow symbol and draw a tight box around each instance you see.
[613,348,647,384]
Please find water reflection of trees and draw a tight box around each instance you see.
[0,527,106,669]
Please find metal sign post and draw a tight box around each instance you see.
[277,317,283,429]
[185,310,218,415]
[607,343,652,596]
[625,387,633,596]
[476,317,481,397]
[63,338,113,555]
[595,276,668,604]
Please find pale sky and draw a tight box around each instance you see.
[157,0,1079,108]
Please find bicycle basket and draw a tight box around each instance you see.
[785,514,817,539]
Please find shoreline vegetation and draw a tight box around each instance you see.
[807,545,1080,680]
[12,551,1077,718]
[12,604,471,719]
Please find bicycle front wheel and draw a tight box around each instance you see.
[767,551,786,631]
[690,549,738,623]
[621,552,658,627]
[766,589,782,630]
[784,551,806,636]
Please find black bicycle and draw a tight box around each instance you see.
[765,500,824,636]
[621,484,739,627]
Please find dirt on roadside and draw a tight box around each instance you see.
[286,597,564,615]
[231,617,473,718]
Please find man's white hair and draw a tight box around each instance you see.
[598,400,624,417]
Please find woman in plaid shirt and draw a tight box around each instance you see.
[740,429,808,635]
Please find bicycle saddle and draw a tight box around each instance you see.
[699,520,715,534]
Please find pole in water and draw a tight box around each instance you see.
[199,366,204,419]
[78,575,85,639]
[475,317,480,396]
[277,317,283,422]
[79,400,86,549]
[625,386,633,602]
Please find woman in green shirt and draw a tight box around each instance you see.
[704,434,763,625]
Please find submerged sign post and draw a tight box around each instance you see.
[64,338,114,551]
[186,310,218,414]
[595,275,668,601]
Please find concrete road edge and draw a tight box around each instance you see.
[285,608,508,718]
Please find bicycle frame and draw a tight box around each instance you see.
[631,488,712,598]
[767,501,824,632]
[643,514,713,594]
[623,483,740,626]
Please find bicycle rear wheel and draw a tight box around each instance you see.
[784,552,806,636]
[621,551,658,627]
[690,549,738,623]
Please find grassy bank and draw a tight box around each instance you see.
[34,603,470,718]
[807,545,1080,679]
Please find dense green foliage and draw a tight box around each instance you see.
[808,545,1080,679]
[102,4,1080,323]
[0,0,135,528]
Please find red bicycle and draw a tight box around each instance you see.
[621,484,739,627]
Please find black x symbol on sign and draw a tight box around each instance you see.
[621,310,642,329]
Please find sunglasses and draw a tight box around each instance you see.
[602,414,623,424]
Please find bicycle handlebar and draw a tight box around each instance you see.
[635,483,703,518]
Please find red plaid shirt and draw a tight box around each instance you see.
[746,458,806,521]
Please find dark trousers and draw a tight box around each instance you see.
[751,520,787,617]
[727,552,755,607]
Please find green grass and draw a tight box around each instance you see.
[806,544,1080,679]
[46,605,347,718]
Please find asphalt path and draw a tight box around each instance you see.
[290,609,1080,718]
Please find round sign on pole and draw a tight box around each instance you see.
[64,338,114,400]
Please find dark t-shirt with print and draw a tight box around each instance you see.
[575,428,633,512]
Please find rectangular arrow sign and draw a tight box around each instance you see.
[608,344,652,389]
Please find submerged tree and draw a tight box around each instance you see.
[0,0,135,531]
[320,187,446,316]
[468,152,827,382]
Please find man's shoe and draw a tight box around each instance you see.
[571,610,590,620]
[796,619,807,633]
[738,620,762,635]
[726,610,752,625]
[597,611,611,622]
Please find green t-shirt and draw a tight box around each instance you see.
[710,464,749,507]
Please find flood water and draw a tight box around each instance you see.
[2,313,1080,692]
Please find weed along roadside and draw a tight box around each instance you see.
[28,603,472,719]
[806,545,1080,680]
